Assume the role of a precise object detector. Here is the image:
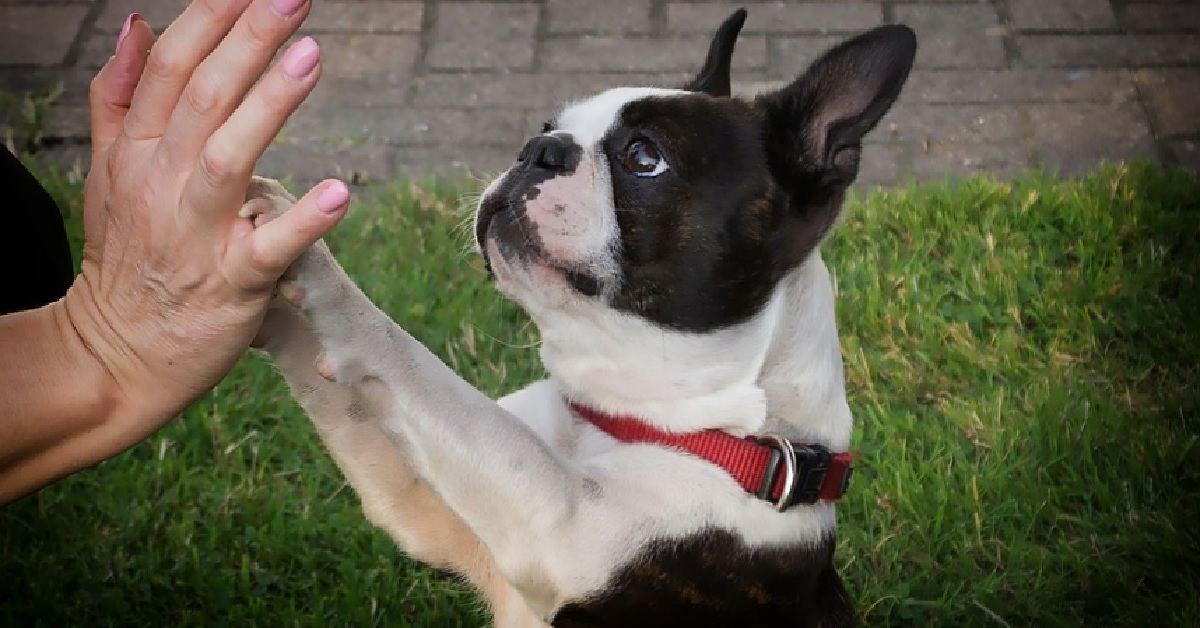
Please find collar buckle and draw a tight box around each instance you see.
[754,433,797,511]
[756,435,840,510]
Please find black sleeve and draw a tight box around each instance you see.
[0,145,76,315]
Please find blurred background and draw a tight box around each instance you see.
[2,0,1197,190]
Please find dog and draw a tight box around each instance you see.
[245,9,915,627]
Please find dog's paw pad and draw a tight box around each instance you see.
[315,354,338,382]
[237,197,276,226]
[241,177,295,227]
[279,280,306,307]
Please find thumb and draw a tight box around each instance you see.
[89,14,154,156]
[243,179,350,285]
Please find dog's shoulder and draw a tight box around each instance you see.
[498,379,579,448]
[551,528,854,628]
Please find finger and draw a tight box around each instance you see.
[157,0,311,166]
[89,15,155,157]
[187,37,320,216]
[235,180,350,288]
[122,0,251,140]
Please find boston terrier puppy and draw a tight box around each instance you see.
[247,9,915,627]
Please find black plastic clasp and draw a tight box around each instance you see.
[790,443,832,506]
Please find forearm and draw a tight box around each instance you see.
[0,290,131,505]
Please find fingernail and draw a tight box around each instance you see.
[270,0,306,17]
[316,180,350,214]
[282,36,320,79]
[115,13,141,54]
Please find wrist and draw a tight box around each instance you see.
[51,280,125,428]
[57,273,192,436]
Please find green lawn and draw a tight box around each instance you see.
[3,163,1198,626]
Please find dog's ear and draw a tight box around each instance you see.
[758,25,916,271]
[681,9,747,98]
[758,25,915,186]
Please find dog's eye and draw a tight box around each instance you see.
[622,139,669,178]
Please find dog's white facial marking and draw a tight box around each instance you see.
[478,88,693,314]
[555,87,689,146]
[523,87,691,266]
[521,154,609,269]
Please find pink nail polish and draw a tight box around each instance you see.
[271,0,306,17]
[282,36,320,79]
[316,181,349,214]
[115,13,141,54]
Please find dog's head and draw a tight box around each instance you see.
[476,11,914,335]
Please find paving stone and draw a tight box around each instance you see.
[1019,34,1200,66]
[0,67,94,104]
[1165,138,1200,177]
[0,6,88,65]
[259,141,399,186]
[96,0,189,30]
[542,34,767,72]
[42,103,90,141]
[427,2,539,70]
[303,1,423,33]
[909,141,1032,181]
[1028,102,1158,176]
[666,2,883,33]
[877,104,1029,144]
[304,78,411,109]
[548,0,652,34]
[893,4,1000,31]
[1122,3,1200,32]
[892,4,1007,69]
[1137,69,1200,137]
[904,69,1137,104]
[392,146,518,179]
[1007,0,1117,31]
[282,106,527,147]
[75,32,117,69]
[855,142,907,186]
[909,32,1008,69]
[769,36,842,78]
[317,34,420,83]
[410,72,687,108]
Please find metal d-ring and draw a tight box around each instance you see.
[756,433,798,512]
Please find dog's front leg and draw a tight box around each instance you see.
[247,180,555,624]
[285,260,585,614]
[259,303,538,624]
[251,214,586,617]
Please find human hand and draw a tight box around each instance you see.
[63,0,350,434]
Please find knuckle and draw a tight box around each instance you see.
[183,69,226,119]
[144,46,186,85]
[241,16,278,53]
[195,0,240,25]
[199,140,240,187]
[248,242,280,274]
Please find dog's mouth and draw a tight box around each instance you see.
[476,195,602,298]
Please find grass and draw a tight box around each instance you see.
[2,162,1198,626]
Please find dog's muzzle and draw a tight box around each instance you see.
[475,133,584,259]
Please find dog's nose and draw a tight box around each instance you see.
[517,134,577,171]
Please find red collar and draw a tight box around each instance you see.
[570,403,854,511]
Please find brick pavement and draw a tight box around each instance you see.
[2,0,1198,190]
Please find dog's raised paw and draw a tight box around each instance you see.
[241,176,296,227]
[315,353,339,382]
[278,280,306,307]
